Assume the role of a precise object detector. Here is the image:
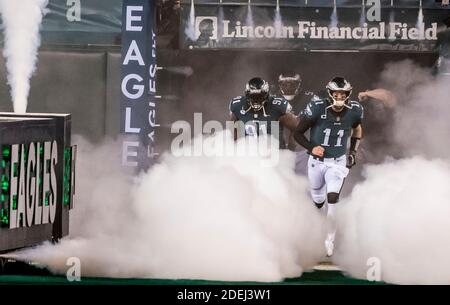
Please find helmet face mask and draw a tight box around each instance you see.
[329,90,350,107]
[326,77,352,108]
[247,94,267,110]
[245,77,270,111]
[278,73,301,101]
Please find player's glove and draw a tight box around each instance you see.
[347,137,361,169]
[347,151,357,168]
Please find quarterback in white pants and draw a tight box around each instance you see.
[294,77,364,257]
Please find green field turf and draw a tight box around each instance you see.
[0,260,386,285]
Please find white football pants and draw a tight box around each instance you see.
[307,154,349,204]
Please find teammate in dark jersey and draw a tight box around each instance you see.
[277,72,322,175]
[229,77,299,148]
[278,72,317,117]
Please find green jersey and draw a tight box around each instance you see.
[302,98,364,158]
[229,95,292,148]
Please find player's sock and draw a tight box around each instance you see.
[325,204,336,257]
[327,202,336,219]
[322,202,328,216]
[326,203,337,241]
[325,236,335,257]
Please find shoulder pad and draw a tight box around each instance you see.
[269,96,291,114]
[310,98,327,106]
[302,98,328,118]
[272,96,284,102]
[350,100,364,113]
[349,100,364,119]
[270,96,288,105]
[229,96,245,112]
[230,96,244,105]
[349,100,362,108]
[311,94,321,101]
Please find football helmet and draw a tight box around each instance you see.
[245,77,270,111]
[326,77,352,108]
[278,72,301,101]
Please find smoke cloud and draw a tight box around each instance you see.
[184,0,196,41]
[379,61,450,159]
[334,60,450,284]
[274,6,283,37]
[245,4,255,29]
[335,157,450,284]
[329,0,338,28]
[13,133,326,281]
[0,0,48,113]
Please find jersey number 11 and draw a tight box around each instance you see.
[322,128,344,147]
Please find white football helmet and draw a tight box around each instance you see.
[326,77,352,108]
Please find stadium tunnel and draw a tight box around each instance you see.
[0,0,447,157]
[152,0,449,153]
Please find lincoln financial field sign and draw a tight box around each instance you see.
[180,3,449,51]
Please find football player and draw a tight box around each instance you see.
[277,72,320,175]
[278,72,319,116]
[294,77,364,256]
[229,77,299,148]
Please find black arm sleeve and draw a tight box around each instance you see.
[293,115,315,152]
[352,121,361,128]
[350,137,361,153]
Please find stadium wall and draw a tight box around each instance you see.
[0,48,439,152]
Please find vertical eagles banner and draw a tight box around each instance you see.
[121,0,158,170]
